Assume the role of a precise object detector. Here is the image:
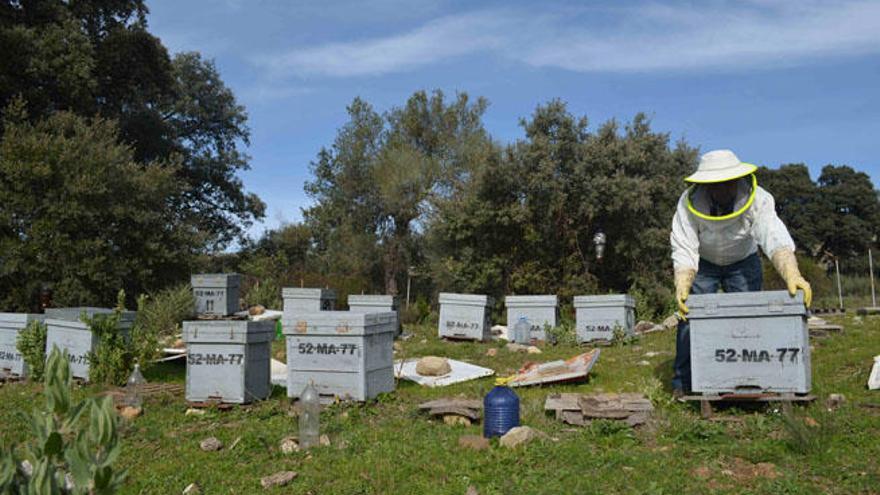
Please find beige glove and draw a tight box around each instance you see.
[675,269,697,318]
[771,249,812,307]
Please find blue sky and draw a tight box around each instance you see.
[146,0,880,238]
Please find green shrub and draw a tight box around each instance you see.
[0,347,126,493]
[546,317,578,346]
[16,319,48,381]
[243,279,282,309]
[134,283,194,339]
[86,312,130,386]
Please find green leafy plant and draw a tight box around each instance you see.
[16,319,48,381]
[128,284,195,368]
[243,279,282,310]
[86,290,135,386]
[0,347,126,493]
[546,319,578,347]
[611,323,636,347]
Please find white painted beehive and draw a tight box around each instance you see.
[182,320,274,404]
[283,311,396,402]
[0,313,44,378]
[348,295,400,335]
[191,273,241,316]
[505,295,558,342]
[282,288,336,321]
[44,308,136,381]
[573,294,635,343]
[688,290,810,395]
[438,293,493,341]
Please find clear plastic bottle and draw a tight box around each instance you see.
[513,316,531,344]
[124,363,146,409]
[299,382,320,449]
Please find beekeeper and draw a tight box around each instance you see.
[670,149,811,396]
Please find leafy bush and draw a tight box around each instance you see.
[0,347,126,493]
[243,279,282,310]
[16,319,47,381]
[763,253,832,302]
[545,317,578,347]
[86,312,130,387]
[134,284,194,340]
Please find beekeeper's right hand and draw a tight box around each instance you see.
[675,269,697,319]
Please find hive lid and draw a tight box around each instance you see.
[282,288,337,300]
[573,294,635,308]
[191,273,241,288]
[688,290,806,319]
[43,307,136,323]
[0,313,44,326]
[182,320,275,343]
[282,311,397,336]
[348,295,397,306]
[45,317,133,331]
[438,293,494,307]
[505,295,558,307]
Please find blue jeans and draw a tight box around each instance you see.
[671,252,763,392]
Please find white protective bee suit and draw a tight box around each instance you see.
[670,174,796,272]
[670,149,812,316]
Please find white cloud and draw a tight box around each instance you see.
[253,11,512,77]
[254,0,880,77]
[523,1,880,72]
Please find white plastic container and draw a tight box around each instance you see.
[182,320,274,404]
[282,288,336,321]
[284,311,396,401]
[348,295,400,335]
[688,290,810,395]
[438,293,493,341]
[573,295,635,343]
[191,273,241,316]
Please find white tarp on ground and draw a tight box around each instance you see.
[271,359,287,386]
[394,358,495,387]
[234,309,284,321]
[870,355,880,390]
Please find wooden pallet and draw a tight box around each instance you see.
[681,392,815,419]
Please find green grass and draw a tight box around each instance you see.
[2,314,879,494]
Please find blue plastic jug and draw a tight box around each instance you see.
[483,379,520,438]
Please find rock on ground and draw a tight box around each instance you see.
[505,343,527,353]
[119,406,142,420]
[416,356,452,376]
[486,348,497,357]
[466,485,479,495]
[634,321,656,334]
[826,393,846,410]
[443,415,472,426]
[662,314,680,331]
[199,437,223,452]
[526,346,542,354]
[185,408,206,417]
[260,471,297,489]
[458,435,490,451]
[499,426,546,448]
[319,434,331,447]
[280,436,300,454]
[182,482,201,494]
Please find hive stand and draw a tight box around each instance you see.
[681,392,816,419]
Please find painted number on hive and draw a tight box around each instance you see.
[0,351,22,362]
[713,348,800,363]
[445,321,479,330]
[582,325,612,333]
[296,343,358,355]
[187,353,244,365]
